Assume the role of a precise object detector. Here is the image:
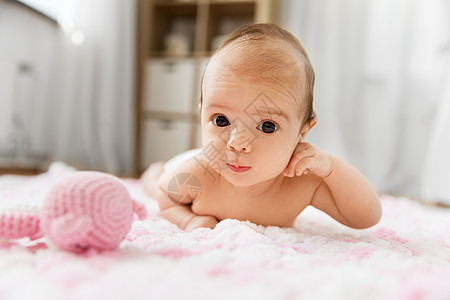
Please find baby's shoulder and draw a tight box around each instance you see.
[158,152,219,191]
[180,153,220,186]
[283,174,323,201]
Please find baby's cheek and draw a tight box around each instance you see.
[280,155,293,171]
[278,147,298,171]
[260,154,291,176]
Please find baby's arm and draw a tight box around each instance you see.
[154,182,218,231]
[141,162,218,231]
[285,142,382,229]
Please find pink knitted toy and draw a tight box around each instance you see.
[0,171,147,252]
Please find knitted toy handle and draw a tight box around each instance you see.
[0,210,43,241]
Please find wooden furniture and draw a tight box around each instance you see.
[135,0,278,174]
[0,167,41,176]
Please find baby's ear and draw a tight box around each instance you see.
[299,116,317,141]
[198,98,203,116]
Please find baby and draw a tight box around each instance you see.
[142,23,382,232]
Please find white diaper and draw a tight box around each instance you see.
[163,148,203,173]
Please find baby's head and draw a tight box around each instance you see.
[200,24,317,186]
[201,23,315,126]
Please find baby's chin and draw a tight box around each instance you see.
[220,169,284,187]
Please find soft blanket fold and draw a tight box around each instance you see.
[0,163,449,300]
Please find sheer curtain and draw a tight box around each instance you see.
[280,0,449,198]
[43,0,136,175]
[422,46,450,205]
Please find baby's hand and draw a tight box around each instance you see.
[184,215,219,232]
[284,142,333,178]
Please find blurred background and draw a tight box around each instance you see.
[0,0,449,205]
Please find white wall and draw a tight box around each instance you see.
[0,0,58,161]
[0,0,137,175]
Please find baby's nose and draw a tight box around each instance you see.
[226,126,253,153]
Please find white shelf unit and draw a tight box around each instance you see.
[135,0,277,173]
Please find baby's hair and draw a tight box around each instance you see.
[201,23,316,125]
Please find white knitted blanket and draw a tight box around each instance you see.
[1,163,449,300]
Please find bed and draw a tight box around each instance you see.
[1,163,449,300]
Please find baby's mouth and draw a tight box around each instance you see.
[227,163,251,173]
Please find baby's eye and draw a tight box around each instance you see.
[257,121,278,134]
[212,115,230,127]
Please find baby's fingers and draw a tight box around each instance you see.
[284,154,312,177]
[294,157,315,176]
[284,143,316,177]
[185,216,218,232]
[284,156,299,177]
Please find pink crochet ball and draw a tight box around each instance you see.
[41,171,147,252]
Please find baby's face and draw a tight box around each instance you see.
[200,57,306,187]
